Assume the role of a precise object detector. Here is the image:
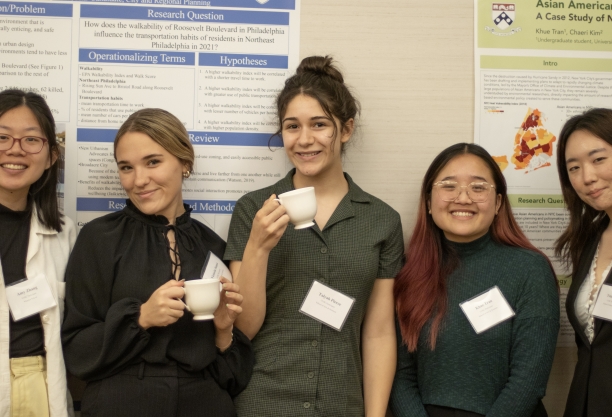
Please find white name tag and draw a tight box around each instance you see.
[459,286,515,334]
[299,280,355,331]
[592,284,612,322]
[5,275,57,322]
[201,252,233,282]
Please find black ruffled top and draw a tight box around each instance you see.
[62,201,253,397]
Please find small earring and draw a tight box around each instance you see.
[428,210,432,215]
[183,171,191,178]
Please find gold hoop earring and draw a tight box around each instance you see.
[183,171,191,178]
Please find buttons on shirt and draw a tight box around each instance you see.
[303,402,311,409]
[311,340,318,347]
[41,314,50,324]
[320,247,328,254]
[307,371,315,379]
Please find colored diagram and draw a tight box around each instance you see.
[494,108,557,173]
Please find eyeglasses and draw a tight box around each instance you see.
[0,134,49,154]
[432,181,495,203]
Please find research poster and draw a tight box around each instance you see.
[0,0,300,239]
[475,0,612,345]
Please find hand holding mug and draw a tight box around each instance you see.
[249,195,290,251]
[138,279,186,329]
[213,277,243,332]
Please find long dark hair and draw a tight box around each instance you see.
[0,89,63,231]
[555,108,612,273]
[394,143,554,352]
[272,55,360,153]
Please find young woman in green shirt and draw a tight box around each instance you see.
[391,143,559,417]
[225,56,405,416]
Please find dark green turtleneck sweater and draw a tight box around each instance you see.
[391,233,559,417]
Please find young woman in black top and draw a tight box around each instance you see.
[62,108,253,417]
[555,108,612,417]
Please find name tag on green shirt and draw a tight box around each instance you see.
[460,286,515,334]
[299,280,355,331]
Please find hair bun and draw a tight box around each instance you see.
[296,55,344,83]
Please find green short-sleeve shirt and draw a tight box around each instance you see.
[224,169,405,417]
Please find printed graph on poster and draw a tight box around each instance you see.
[492,109,556,174]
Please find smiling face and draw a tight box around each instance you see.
[429,153,502,243]
[565,129,612,217]
[0,106,54,210]
[281,94,353,183]
[115,131,187,223]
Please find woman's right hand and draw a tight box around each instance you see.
[138,280,186,330]
[248,194,290,252]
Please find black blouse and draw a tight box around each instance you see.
[61,201,253,397]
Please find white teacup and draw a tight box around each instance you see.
[184,279,220,320]
[275,187,317,229]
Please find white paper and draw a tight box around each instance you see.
[200,252,232,282]
[299,280,355,331]
[5,275,57,322]
[592,285,612,322]
[459,286,515,334]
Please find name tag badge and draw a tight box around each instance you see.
[5,275,57,322]
[592,284,612,322]
[201,252,232,291]
[459,286,515,334]
[299,280,355,331]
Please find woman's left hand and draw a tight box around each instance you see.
[213,277,243,333]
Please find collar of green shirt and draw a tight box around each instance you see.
[276,168,372,204]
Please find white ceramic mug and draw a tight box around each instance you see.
[184,279,220,320]
[275,187,317,229]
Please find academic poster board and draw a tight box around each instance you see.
[0,0,300,239]
[474,0,612,346]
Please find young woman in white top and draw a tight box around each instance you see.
[555,108,612,417]
[0,89,76,417]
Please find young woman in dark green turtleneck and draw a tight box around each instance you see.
[391,143,559,417]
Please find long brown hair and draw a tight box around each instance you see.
[555,108,612,273]
[394,143,553,352]
[0,89,63,231]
